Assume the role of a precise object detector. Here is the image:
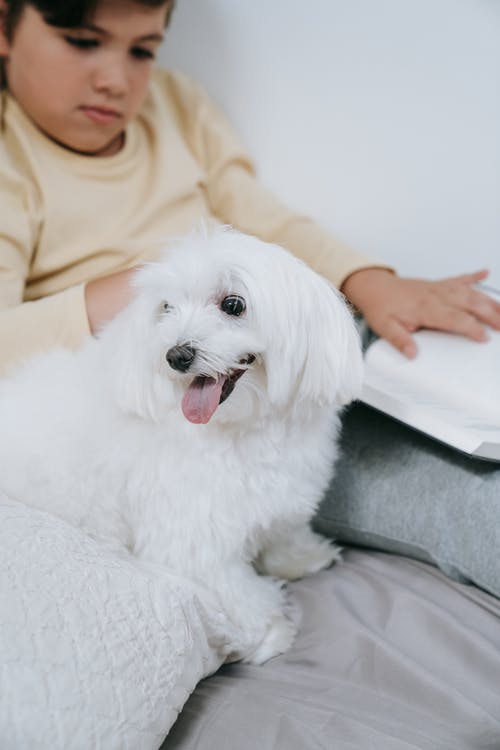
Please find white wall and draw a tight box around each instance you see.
[159,0,500,286]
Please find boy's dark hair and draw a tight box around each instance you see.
[2,0,175,39]
[0,0,175,88]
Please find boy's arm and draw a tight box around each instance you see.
[0,286,90,373]
[0,170,92,374]
[1,264,135,374]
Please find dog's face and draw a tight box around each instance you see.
[107,228,363,424]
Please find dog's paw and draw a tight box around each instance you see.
[257,527,341,581]
[243,614,297,665]
[282,536,341,580]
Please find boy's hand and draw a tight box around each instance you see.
[341,267,500,358]
[84,267,138,335]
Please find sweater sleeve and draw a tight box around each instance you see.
[0,164,90,375]
[176,73,388,288]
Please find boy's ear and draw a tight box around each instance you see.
[0,0,10,58]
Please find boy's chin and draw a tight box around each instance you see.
[83,132,126,157]
[47,130,126,158]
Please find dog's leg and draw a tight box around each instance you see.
[212,563,296,665]
[255,522,341,581]
[133,537,296,665]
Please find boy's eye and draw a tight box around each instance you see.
[64,36,99,50]
[131,46,155,61]
[63,35,154,61]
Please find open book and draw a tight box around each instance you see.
[362,293,500,461]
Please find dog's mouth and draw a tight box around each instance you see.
[181,355,256,424]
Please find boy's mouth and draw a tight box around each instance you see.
[80,106,121,125]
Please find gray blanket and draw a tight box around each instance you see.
[164,550,500,749]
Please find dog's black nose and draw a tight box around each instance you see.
[166,344,196,372]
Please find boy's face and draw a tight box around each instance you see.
[0,0,171,156]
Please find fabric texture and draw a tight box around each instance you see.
[0,494,235,750]
[314,401,500,598]
[0,67,381,374]
[164,550,500,750]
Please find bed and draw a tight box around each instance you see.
[164,550,500,750]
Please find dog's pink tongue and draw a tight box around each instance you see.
[182,375,225,424]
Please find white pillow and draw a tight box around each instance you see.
[0,495,232,749]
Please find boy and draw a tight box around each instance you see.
[1,0,499,370]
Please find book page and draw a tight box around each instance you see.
[363,327,500,457]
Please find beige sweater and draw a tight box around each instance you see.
[0,68,377,372]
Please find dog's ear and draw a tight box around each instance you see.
[101,274,163,421]
[261,257,363,408]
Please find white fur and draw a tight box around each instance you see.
[0,228,363,664]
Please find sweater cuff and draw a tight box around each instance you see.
[0,283,92,376]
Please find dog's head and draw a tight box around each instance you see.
[105,227,363,423]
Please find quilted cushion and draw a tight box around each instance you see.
[0,494,233,749]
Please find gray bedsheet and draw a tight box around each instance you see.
[163,550,500,749]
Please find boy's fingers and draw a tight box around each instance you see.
[379,318,418,359]
[465,293,500,329]
[449,269,490,285]
[434,282,500,329]
[425,304,489,341]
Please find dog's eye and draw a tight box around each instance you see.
[221,295,246,316]
[161,302,170,313]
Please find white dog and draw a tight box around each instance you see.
[0,227,363,664]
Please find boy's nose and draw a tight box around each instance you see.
[92,59,128,97]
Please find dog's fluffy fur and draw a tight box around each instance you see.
[0,227,363,663]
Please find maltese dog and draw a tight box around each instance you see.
[0,227,363,664]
